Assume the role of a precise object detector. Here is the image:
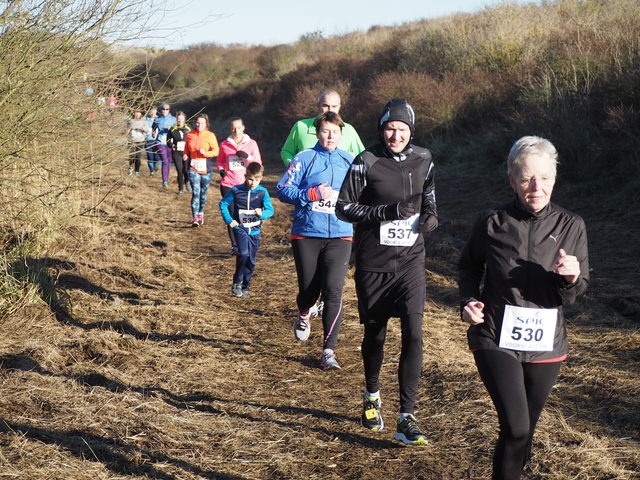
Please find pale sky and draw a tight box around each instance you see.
[137,0,536,50]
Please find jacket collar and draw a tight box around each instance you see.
[226,134,250,147]
[511,195,553,221]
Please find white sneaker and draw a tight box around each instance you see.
[320,350,341,370]
[309,300,324,317]
[293,315,310,341]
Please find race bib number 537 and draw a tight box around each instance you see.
[379,213,419,247]
[499,305,558,352]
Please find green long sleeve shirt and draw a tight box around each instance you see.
[280,117,365,166]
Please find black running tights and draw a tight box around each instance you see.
[291,238,351,350]
[473,349,561,480]
[361,313,423,414]
[172,150,188,191]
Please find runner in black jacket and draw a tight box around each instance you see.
[336,99,437,445]
[458,136,589,480]
[167,111,190,195]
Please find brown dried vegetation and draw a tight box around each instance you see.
[0,152,638,479]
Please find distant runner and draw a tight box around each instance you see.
[183,114,219,227]
[219,162,274,298]
[167,111,190,195]
[153,103,177,189]
[144,107,161,176]
[277,111,354,370]
[336,99,438,445]
[126,109,150,176]
[217,117,263,255]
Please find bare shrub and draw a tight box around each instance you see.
[278,78,353,128]
[0,0,160,313]
[368,70,490,137]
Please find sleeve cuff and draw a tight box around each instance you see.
[307,187,320,202]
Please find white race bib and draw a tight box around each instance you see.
[239,209,260,228]
[191,158,207,173]
[499,305,558,352]
[176,141,185,151]
[228,155,245,171]
[311,190,338,214]
[379,213,419,246]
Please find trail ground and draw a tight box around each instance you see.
[0,154,638,480]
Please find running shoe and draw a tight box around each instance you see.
[178,190,184,195]
[361,394,384,431]
[320,350,340,370]
[162,181,169,189]
[394,414,428,445]
[309,300,324,317]
[197,214,204,225]
[128,167,133,176]
[191,217,200,227]
[135,171,140,176]
[231,283,243,297]
[293,314,310,341]
[149,171,155,176]
[241,289,250,298]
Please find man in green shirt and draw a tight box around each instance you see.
[280,89,365,166]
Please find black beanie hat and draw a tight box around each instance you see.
[377,99,416,139]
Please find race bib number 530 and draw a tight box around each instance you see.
[379,213,419,247]
[499,305,558,352]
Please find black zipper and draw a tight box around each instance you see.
[526,218,534,308]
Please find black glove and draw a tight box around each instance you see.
[419,214,438,233]
[398,193,422,219]
[219,169,227,178]
[382,193,421,220]
[236,150,249,159]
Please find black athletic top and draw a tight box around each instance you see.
[458,199,590,362]
[336,142,437,273]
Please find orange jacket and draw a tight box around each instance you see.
[184,129,219,174]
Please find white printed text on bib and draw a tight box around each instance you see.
[239,209,260,228]
[311,190,338,214]
[191,158,207,173]
[380,213,420,246]
[228,155,245,171]
[499,305,558,352]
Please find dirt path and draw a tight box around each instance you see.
[0,158,638,479]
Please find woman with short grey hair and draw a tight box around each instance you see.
[459,135,589,479]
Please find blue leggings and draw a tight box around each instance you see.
[145,140,161,172]
[233,229,260,289]
[188,170,212,216]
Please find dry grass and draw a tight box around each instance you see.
[0,149,638,479]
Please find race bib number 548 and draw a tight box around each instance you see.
[499,305,558,352]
